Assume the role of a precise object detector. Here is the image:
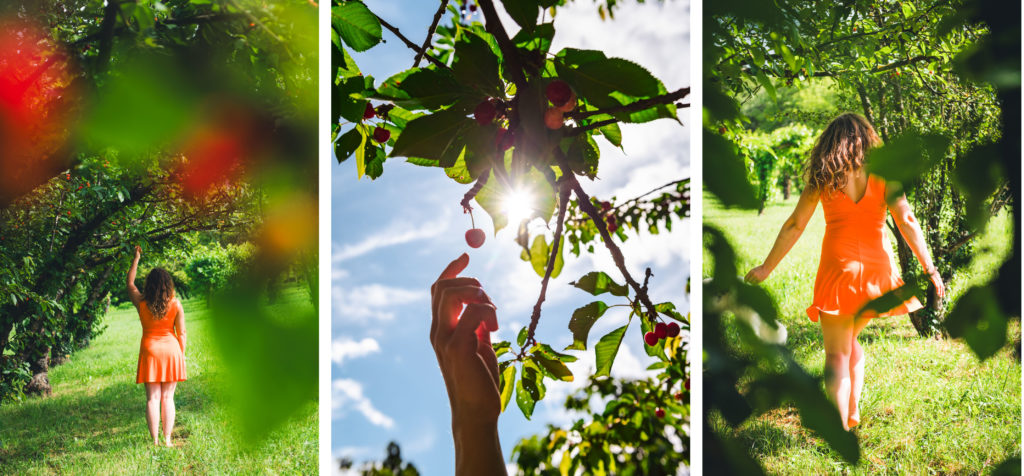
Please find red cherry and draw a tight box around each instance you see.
[469,3,477,12]
[555,90,577,113]
[373,126,390,143]
[545,80,572,108]
[674,392,683,401]
[495,127,514,151]
[363,103,375,120]
[654,322,668,339]
[718,127,727,134]
[543,107,563,130]
[643,331,658,346]
[655,408,665,419]
[685,378,690,391]
[607,215,618,233]
[465,228,485,248]
[666,322,680,337]
[474,100,496,125]
[601,201,611,211]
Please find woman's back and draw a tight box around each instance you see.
[139,301,178,335]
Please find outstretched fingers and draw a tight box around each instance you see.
[431,277,481,344]
[436,286,493,344]
[430,254,470,344]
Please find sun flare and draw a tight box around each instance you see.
[502,187,535,227]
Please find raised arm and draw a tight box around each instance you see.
[174,299,187,353]
[746,185,820,284]
[885,182,945,298]
[126,245,143,307]
[430,254,506,476]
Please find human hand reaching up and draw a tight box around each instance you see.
[430,253,507,476]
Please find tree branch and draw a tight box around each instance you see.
[570,87,690,121]
[476,0,527,88]
[375,16,452,71]
[522,180,571,353]
[555,153,659,320]
[565,118,619,137]
[414,0,450,68]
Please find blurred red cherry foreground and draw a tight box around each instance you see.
[0,19,78,205]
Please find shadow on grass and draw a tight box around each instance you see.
[732,409,818,459]
[0,373,214,467]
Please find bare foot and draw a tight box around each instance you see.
[848,411,860,429]
[164,439,174,447]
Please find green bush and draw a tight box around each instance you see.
[184,243,255,302]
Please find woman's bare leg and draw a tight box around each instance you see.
[145,383,162,445]
[160,382,177,446]
[819,312,854,430]
[848,317,871,428]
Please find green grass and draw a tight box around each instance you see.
[704,192,1021,475]
[0,288,317,475]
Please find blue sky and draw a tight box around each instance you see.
[332,1,691,473]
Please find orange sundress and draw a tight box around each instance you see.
[806,174,923,322]
[136,299,187,383]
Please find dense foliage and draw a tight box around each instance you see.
[703,0,1019,472]
[332,0,689,471]
[0,0,318,440]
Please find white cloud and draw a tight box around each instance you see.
[332,337,381,366]
[333,284,426,322]
[334,378,396,429]
[333,217,447,263]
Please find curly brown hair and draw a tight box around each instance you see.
[805,113,881,194]
[143,268,175,320]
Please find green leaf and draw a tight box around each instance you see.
[535,355,573,382]
[512,22,554,54]
[390,109,471,162]
[594,324,628,377]
[944,286,1008,361]
[452,31,504,96]
[565,58,661,108]
[334,128,362,163]
[517,326,529,347]
[331,2,382,52]
[522,235,564,278]
[391,68,470,110]
[571,271,628,297]
[503,0,540,32]
[353,124,369,179]
[532,343,577,362]
[598,122,623,148]
[565,133,601,178]
[566,301,610,350]
[868,132,949,186]
[499,364,516,412]
[516,367,541,419]
[474,166,510,234]
[703,130,760,209]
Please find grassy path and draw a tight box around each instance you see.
[704,192,1021,475]
[0,291,317,475]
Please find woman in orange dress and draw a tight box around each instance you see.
[745,113,945,430]
[126,245,187,447]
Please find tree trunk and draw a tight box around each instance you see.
[781,175,792,200]
[25,350,52,396]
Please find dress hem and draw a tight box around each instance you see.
[806,296,923,322]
